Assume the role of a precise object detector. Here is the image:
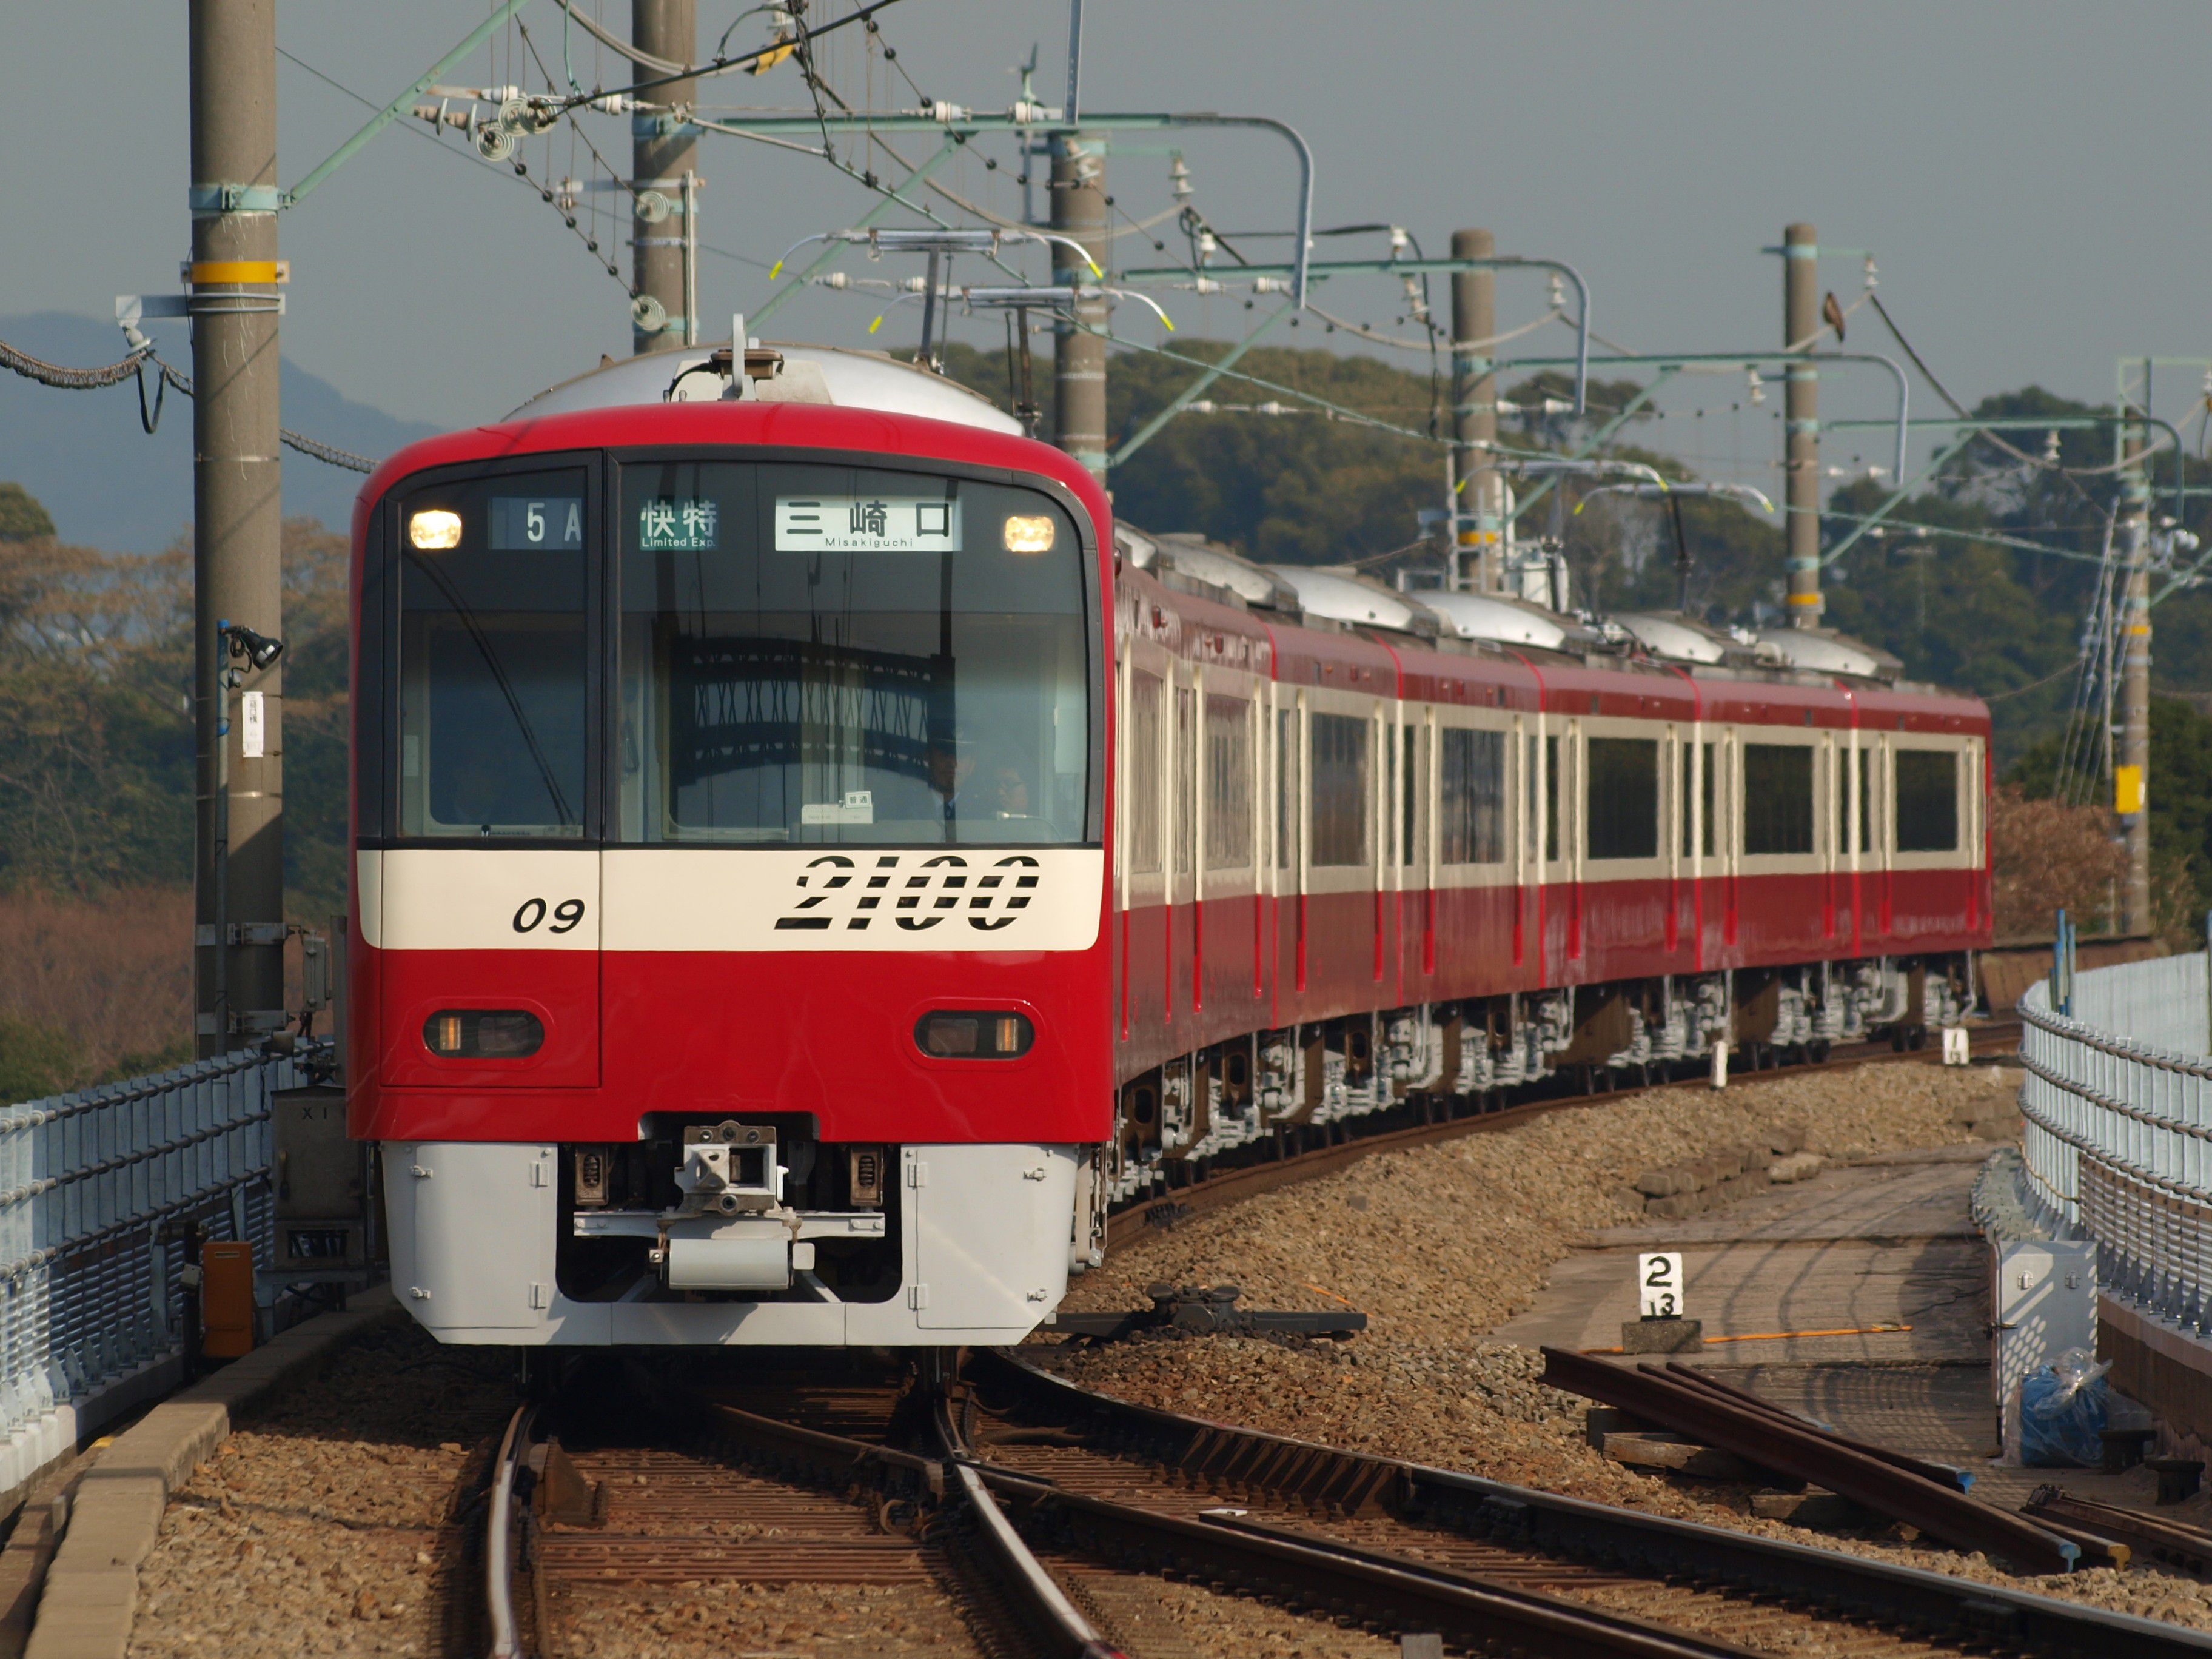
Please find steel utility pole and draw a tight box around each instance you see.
[1450,228,1501,592]
[189,0,286,1056]
[631,0,697,352]
[1783,222,1823,628]
[1050,133,1109,478]
[2118,417,2152,934]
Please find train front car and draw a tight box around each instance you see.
[347,367,1114,1347]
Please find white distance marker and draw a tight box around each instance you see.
[1638,1252,1685,1320]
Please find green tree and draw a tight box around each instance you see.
[0,484,54,543]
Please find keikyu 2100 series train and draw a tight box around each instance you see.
[348,342,1991,1349]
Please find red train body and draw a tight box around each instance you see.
[346,348,1991,1346]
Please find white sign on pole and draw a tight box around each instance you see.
[1638,1252,1685,1319]
[240,691,265,759]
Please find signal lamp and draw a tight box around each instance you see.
[424,1009,544,1059]
[914,1010,1033,1059]
[409,509,463,549]
[1002,514,1055,553]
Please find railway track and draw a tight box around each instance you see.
[964,1349,2212,1659]
[1107,1019,2023,1250]
[464,1319,2210,1659]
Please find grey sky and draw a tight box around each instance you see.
[3,1,2207,493]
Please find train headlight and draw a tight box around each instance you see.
[409,509,463,549]
[423,1009,545,1058]
[914,1010,1034,1059]
[1002,514,1055,553]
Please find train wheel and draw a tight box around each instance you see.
[1908,1024,1928,1051]
[1889,1028,1907,1053]
[1809,1040,1831,1063]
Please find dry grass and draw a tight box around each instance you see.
[0,886,192,1081]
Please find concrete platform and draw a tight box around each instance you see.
[1495,1144,2212,1527]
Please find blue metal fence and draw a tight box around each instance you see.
[2017,953,2212,1330]
[0,1048,297,1496]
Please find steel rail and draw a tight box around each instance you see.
[1541,1349,2076,1574]
[699,1393,1121,1656]
[970,1351,2212,1659]
[1102,1023,2020,1251]
[930,1398,1125,1659]
[484,1403,534,1659]
[972,1463,1761,1659]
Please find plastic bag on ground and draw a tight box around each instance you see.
[2020,1346,2112,1468]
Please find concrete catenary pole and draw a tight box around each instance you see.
[2117,420,2153,934]
[189,0,286,1056]
[1450,228,1500,592]
[1783,223,1823,628]
[631,0,697,353]
[1050,132,1110,478]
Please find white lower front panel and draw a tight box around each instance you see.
[383,1140,1079,1346]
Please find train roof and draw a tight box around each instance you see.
[1114,521,1985,726]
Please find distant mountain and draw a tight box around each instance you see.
[0,312,442,552]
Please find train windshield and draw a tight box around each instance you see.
[395,466,590,837]
[617,459,1091,846]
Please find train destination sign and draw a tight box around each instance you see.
[775,495,963,552]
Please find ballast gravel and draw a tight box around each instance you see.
[126,1321,512,1657]
[1039,1060,2212,1632]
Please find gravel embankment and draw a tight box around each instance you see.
[1039,1061,2212,1631]
[127,1321,510,1657]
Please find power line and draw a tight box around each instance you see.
[1,335,375,472]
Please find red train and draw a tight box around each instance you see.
[347,344,1991,1347]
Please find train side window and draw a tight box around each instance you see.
[1544,736,1560,863]
[1857,748,1873,855]
[1400,725,1418,867]
[1586,737,1658,860]
[1276,706,1301,871]
[1439,728,1505,864]
[1127,671,1162,873]
[1895,748,1959,852]
[1205,694,1253,870]
[1310,712,1369,866]
[1742,742,1815,855]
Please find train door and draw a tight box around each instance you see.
[1273,687,1306,1005]
[1872,733,1893,936]
[1119,644,1170,1039]
[1171,664,1198,1021]
[1373,703,1391,986]
[1820,729,1838,940]
[1664,725,1682,956]
[1197,670,1262,1018]
[1842,722,1863,954]
[1686,723,1713,969]
[1421,706,1439,977]
[1510,714,1530,971]
[1561,718,1584,962]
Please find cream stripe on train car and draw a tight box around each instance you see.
[361,848,601,951]
[602,847,1104,951]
